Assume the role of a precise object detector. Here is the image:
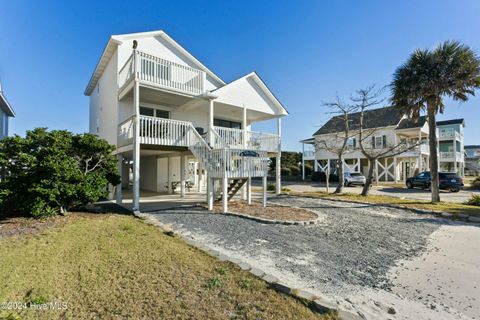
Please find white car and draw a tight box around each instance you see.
[344,172,366,187]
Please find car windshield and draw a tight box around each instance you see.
[350,173,362,177]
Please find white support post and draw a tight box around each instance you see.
[208,99,214,145]
[167,156,172,195]
[384,158,388,182]
[375,159,379,186]
[242,106,248,200]
[275,116,282,194]
[262,175,267,207]
[207,176,213,211]
[222,176,228,213]
[393,156,398,183]
[197,163,203,192]
[247,177,252,205]
[357,158,361,172]
[302,143,306,180]
[116,154,123,204]
[180,153,185,197]
[132,80,140,212]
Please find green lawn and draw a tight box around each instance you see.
[0,214,338,320]
[288,191,480,217]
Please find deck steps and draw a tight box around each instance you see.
[215,178,248,202]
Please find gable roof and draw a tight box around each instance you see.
[84,30,225,96]
[465,145,480,149]
[436,119,464,126]
[212,72,288,116]
[313,106,404,136]
[396,116,427,130]
[0,83,15,117]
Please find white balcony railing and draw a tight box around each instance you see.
[439,130,461,140]
[118,50,205,96]
[213,126,279,153]
[303,150,315,159]
[439,151,463,161]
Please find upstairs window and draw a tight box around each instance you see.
[140,107,169,119]
[214,118,242,129]
[372,135,387,149]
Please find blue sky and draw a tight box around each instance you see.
[1,0,479,151]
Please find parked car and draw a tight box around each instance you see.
[406,171,463,192]
[344,172,366,187]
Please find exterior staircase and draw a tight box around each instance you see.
[215,178,247,202]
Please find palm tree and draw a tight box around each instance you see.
[391,41,480,203]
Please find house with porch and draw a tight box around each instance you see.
[300,107,465,182]
[465,145,480,175]
[0,80,15,140]
[85,30,287,212]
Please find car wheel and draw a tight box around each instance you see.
[425,183,431,191]
[450,187,460,193]
[344,180,349,187]
[406,181,413,189]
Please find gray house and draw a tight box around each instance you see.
[0,81,15,139]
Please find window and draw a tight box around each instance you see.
[214,118,242,129]
[346,138,356,150]
[140,106,169,119]
[372,135,386,149]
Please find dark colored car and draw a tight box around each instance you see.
[406,171,463,192]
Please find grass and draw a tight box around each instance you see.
[287,191,480,217]
[0,213,338,320]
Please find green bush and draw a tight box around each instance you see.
[289,166,300,176]
[0,128,120,218]
[473,177,480,189]
[465,194,480,206]
[311,171,339,182]
[280,167,291,176]
[267,182,275,191]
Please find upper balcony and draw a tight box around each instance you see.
[439,151,463,162]
[438,129,462,141]
[118,50,206,97]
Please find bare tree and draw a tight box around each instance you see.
[318,97,357,194]
[353,86,420,196]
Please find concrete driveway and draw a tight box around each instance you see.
[147,195,480,320]
[280,181,479,203]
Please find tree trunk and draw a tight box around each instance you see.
[361,158,375,196]
[427,101,441,203]
[335,156,344,194]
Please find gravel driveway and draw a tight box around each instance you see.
[147,195,470,319]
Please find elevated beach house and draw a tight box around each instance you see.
[85,30,287,212]
[300,107,465,182]
[0,80,15,140]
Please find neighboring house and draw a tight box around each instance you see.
[0,81,15,139]
[300,107,465,182]
[465,145,480,175]
[85,30,288,211]
[436,119,465,176]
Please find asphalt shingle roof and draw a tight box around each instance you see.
[436,119,464,126]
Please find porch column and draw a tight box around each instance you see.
[418,131,423,173]
[454,158,457,175]
[180,153,186,197]
[222,176,228,213]
[132,79,140,211]
[262,175,267,207]
[375,159,379,186]
[384,158,388,182]
[247,177,252,205]
[207,176,213,211]
[167,156,172,195]
[393,156,398,183]
[242,105,248,200]
[357,157,361,172]
[275,116,282,194]
[197,163,203,192]
[302,143,305,180]
[116,154,123,204]
[208,99,214,144]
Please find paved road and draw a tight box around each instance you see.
[279,181,479,203]
[147,195,478,319]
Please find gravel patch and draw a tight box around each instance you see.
[149,195,443,296]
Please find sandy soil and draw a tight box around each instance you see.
[388,223,480,319]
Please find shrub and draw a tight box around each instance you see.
[289,166,300,176]
[311,171,339,182]
[267,182,275,191]
[304,163,313,176]
[0,128,120,218]
[280,167,291,176]
[465,194,480,206]
[473,177,480,189]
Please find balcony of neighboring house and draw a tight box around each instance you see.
[439,151,463,162]
[438,128,462,141]
[118,50,206,100]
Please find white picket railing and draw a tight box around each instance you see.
[118,116,271,178]
[213,126,279,153]
[439,130,461,140]
[118,50,205,96]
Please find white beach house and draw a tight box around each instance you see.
[0,80,15,140]
[300,107,465,181]
[85,30,288,212]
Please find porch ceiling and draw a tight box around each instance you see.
[121,85,195,107]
